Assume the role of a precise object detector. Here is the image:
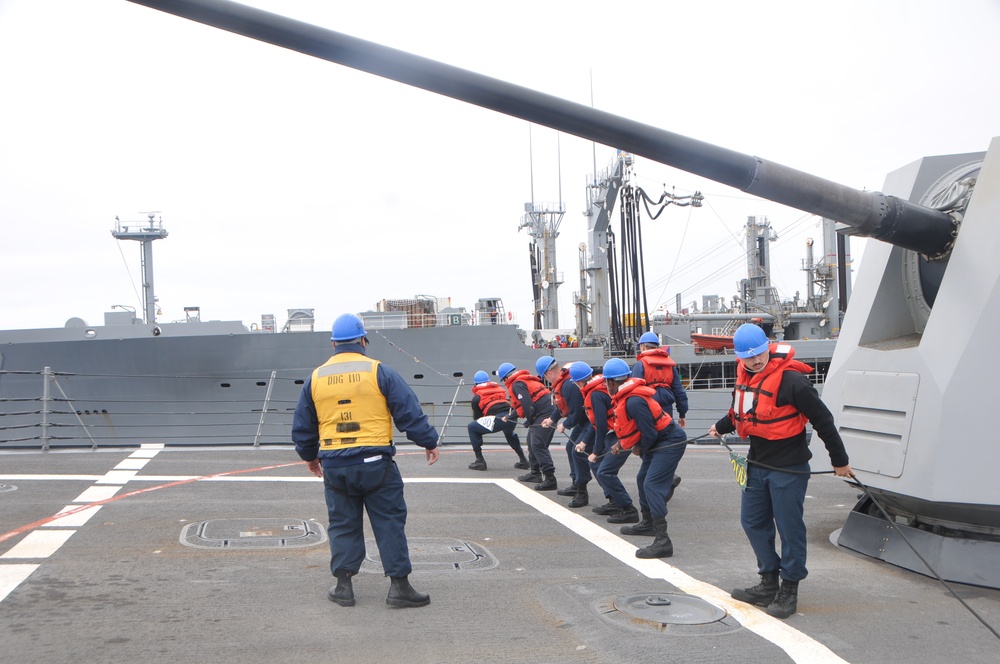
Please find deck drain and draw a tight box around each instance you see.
[597,593,742,636]
[0,484,16,493]
[180,518,326,549]
[361,537,498,572]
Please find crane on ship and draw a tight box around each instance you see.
[574,150,703,355]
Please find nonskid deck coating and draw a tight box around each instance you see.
[1,444,998,664]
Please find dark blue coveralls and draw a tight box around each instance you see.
[292,342,438,579]
[548,378,589,487]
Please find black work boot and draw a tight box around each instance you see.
[568,486,589,508]
[328,570,355,607]
[620,508,654,535]
[468,452,487,471]
[607,504,639,524]
[591,499,618,515]
[731,571,780,606]
[517,470,543,483]
[513,459,530,470]
[635,517,673,558]
[666,475,682,502]
[386,575,430,608]
[557,483,578,496]
[533,473,557,491]
[765,580,799,619]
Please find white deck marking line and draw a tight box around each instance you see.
[0,530,77,559]
[96,470,139,485]
[114,458,151,471]
[0,475,105,482]
[73,485,124,502]
[42,505,103,528]
[0,565,38,603]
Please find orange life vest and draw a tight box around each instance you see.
[550,367,572,416]
[636,348,677,389]
[579,374,612,426]
[472,382,509,414]
[503,369,551,418]
[611,378,672,450]
[732,343,812,439]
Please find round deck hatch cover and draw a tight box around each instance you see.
[614,592,727,625]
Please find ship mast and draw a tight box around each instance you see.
[111,213,168,325]
[520,203,565,330]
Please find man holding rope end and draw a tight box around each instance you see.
[708,323,853,619]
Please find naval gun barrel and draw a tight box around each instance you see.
[130,0,957,258]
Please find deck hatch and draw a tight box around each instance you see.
[598,593,741,635]
[361,537,498,572]
[180,518,326,549]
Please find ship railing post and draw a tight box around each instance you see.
[436,380,464,445]
[253,371,277,448]
[41,367,51,451]
[48,376,101,450]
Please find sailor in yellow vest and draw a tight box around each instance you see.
[293,313,440,609]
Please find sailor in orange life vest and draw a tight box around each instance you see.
[708,323,853,619]
[293,313,440,609]
[603,357,689,558]
[632,331,689,502]
[569,362,624,523]
[568,362,637,523]
[466,371,529,471]
[498,362,558,490]
[537,357,590,508]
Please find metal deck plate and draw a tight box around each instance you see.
[361,537,498,572]
[180,518,326,549]
[598,593,741,635]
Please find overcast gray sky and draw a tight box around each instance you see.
[2,0,998,333]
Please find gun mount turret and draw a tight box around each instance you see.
[131,0,1000,589]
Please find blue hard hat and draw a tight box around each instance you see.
[535,356,557,375]
[331,313,366,342]
[638,331,660,345]
[473,371,490,384]
[497,362,516,380]
[602,357,631,380]
[733,323,770,359]
[569,361,593,383]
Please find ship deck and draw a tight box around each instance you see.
[1,443,998,663]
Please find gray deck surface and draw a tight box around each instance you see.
[1,443,998,663]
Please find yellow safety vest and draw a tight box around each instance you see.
[311,353,393,450]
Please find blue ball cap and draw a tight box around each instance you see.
[602,357,631,380]
[569,361,593,383]
[733,323,770,359]
[535,356,557,376]
[331,313,367,342]
[473,371,490,384]
[497,362,516,380]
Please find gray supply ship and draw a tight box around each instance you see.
[0,191,844,450]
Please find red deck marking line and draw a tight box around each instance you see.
[0,461,304,545]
